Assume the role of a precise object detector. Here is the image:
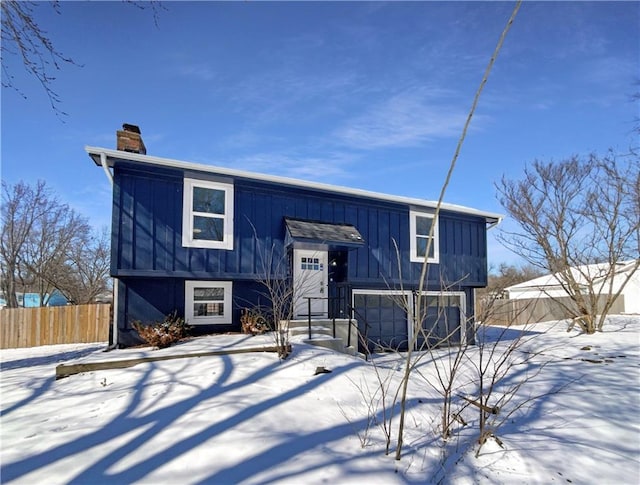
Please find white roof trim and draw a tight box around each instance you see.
[506,260,640,291]
[86,145,503,225]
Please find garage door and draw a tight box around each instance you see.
[415,294,465,350]
[352,292,409,352]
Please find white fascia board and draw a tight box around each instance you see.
[86,146,503,225]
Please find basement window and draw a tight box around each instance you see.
[185,281,232,325]
[409,211,439,263]
[182,178,234,249]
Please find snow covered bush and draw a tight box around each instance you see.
[133,311,192,349]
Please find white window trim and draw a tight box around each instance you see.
[409,210,439,264]
[185,281,233,325]
[182,178,234,249]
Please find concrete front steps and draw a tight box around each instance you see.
[285,319,359,356]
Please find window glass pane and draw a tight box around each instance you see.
[381,295,394,308]
[447,296,461,308]
[193,216,224,241]
[193,187,225,215]
[194,287,224,301]
[416,237,426,257]
[193,302,224,317]
[416,236,434,258]
[419,296,440,308]
[415,216,433,236]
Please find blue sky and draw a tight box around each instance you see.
[2,1,638,267]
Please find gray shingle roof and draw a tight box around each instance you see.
[285,218,364,245]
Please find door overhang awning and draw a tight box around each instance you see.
[284,218,365,250]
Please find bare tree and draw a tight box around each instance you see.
[52,227,111,304]
[475,263,544,325]
[496,152,640,333]
[255,242,294,359]
[244,220,296,359]
[632,79,640,135]
[22,196,91,305]
[393,0,523,460]
[488,263,543,293]
[339,0,525,462]
[0,180,106,307]
[1,180,50,307]
[410,283,575,481]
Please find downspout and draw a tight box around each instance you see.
[98,151,118,349]
[487,216,503,230]
[100,152,114,186]
[106,280,119,350]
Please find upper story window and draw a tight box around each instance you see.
[410,210,439,263]
[182,178,234,249]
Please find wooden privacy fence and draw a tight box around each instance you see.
[0,304,111,349]
[479,295,625,326]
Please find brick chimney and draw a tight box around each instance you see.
[116,123,147,155]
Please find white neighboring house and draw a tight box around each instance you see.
[505,260,640,314]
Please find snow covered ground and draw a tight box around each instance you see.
[1,316,639,484]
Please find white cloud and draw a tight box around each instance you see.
[226,68,358,124]
[176,63,218,82]
[575,56,638,108]
[334,87,478,149]
[220,151,357,183]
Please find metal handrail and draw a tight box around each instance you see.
[303,296,334,339]
[301,294,371,355]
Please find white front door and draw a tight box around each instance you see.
[293,249,328,317]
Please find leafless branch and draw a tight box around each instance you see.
[496,152,640,333]
[1,0,165,118]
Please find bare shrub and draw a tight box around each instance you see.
[133,311,192,349]
[447,292,573,457]
[419,319,471,442]
[240,307,271,335]
[466,321,572,457]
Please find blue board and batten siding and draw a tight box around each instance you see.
[111,161,488,346]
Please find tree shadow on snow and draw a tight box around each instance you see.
[1,345,105,419]
[442,338,640,483]
[1,376,56,419]
[477,326,544,344]
[1,348,404,484]
[0,345,105,371]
